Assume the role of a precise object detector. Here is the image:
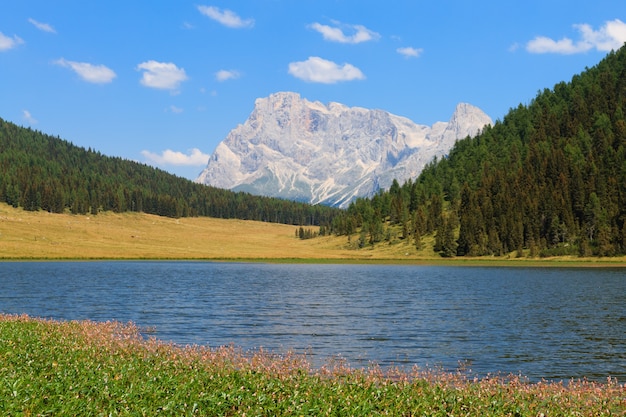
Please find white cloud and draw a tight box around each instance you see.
[54,58,116,83]
[397,46,423,58]
[141,148,210,166]
[215,69,240,82]
[197,6,254,29]
[527,37,580,54]
[22,110,38,125]
[0,32,24,51]
[527,19,626,54]
[288,56,365,84]
[309,21,380,44]
[169,105,183,114]
[28,18,56,34]
[136,61,188,91]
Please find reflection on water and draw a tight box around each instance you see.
[1,261,624,381]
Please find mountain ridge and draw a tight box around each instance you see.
[196,92,492,207]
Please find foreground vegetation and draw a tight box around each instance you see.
[0,314,623,416]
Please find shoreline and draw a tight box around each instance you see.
[1,314,624,415]
[2,256,626,267]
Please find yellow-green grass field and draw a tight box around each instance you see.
[0,203,358,260]
[1,203,625,266]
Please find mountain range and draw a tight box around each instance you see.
[196,92,492,207]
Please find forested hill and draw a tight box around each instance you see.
[332,45,626,257]
[0,119,339,226]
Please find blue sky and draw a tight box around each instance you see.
[1,1,625,179]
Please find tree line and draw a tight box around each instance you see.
[0,119,340,227]
[331,45,626,257]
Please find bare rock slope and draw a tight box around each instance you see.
[196,92,492,207]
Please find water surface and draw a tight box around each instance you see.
[1,261,624,381]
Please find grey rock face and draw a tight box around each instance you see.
[196,92,492,207]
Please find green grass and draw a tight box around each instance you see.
[1,315,624,416]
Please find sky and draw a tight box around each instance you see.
[1,1,626,180]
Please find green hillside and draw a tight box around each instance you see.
[332,46,626,257]
[0,119,339,226]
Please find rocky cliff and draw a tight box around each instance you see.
[196,92,492,207]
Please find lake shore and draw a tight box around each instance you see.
[2,203,625,266]
[1,314,624,415]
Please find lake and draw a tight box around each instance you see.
[1,261,624,381]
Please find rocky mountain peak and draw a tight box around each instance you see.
[196,92,492,207]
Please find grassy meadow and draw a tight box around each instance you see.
[2,203,626,265]
[1,314,624,416]
[0,203,363,260]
